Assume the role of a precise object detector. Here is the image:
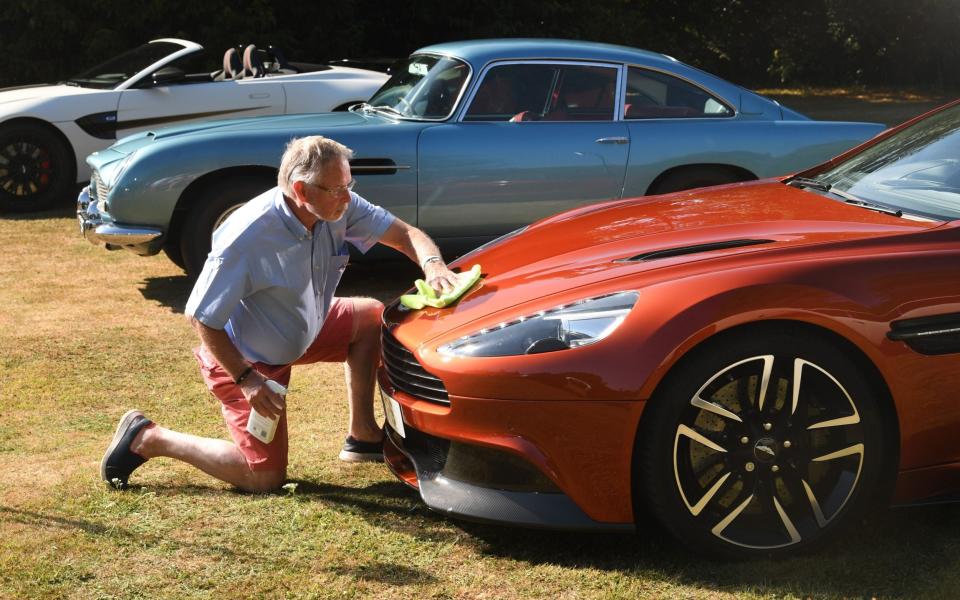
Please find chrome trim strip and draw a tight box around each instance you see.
[350,164,412,171]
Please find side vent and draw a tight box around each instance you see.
[888,313,960,355]
[349,158,407,176]
[618,238,773,262]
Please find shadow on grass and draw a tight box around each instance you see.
[0,505,122,537]
[277,478,960,595]
[446,504,960,598]
[328,561,439,586]
[139,274,194,313]
[0,203,76,221]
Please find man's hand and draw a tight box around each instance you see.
[423,260,461,295]
[378,219,459,294]
[240,370,286,419]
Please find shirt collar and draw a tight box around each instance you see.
[273,189,311,241]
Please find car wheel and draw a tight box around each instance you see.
[179,175,273,276]
[649,166,748,195]
[0,122,75,213]
[639,329,889,559]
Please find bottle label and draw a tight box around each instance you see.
[246,380,287,444]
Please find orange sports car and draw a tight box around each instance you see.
[378,99,960,558]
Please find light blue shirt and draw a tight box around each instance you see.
[185,187,395,365]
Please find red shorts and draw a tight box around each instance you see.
[194,297,355,472]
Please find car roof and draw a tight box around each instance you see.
[414,38,748,102]
[416,38,679,71]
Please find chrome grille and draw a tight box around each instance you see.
[382,328,449,405]
[91,171,110,203]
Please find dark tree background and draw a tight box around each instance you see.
[2,0,958,89]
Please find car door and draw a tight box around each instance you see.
[114,51,286,139]
[416,61,629,246]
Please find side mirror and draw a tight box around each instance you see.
[151,66,186,86]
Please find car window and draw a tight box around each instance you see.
[67,42,183,89]
[464,63,617,122]
[166,50,220,77]
[134,50,221,88]
[367,55,469,120]
[817,103,960,221]
[625,67,732,119]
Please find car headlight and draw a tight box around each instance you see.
[438,291,639,357]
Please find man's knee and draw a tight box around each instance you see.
[239,468,286,493]
[352,297,384,340]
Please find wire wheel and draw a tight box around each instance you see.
[641,329,889,558]
[178,174,273,276]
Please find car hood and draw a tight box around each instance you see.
[140,110,379,141]
[387,180,940,344]
[0,83,103,104]
[0,83,111,121]
[100,111,385,159]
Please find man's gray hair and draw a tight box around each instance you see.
[278,136,354,196]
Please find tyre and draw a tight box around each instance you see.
[639,328,889,559]
[0,122,75,212]
[179,175,273,276]
[649,166,748,195]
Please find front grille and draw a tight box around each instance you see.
[382,327,449,405]
[91,171,110,203]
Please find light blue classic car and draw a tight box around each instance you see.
[78,39,886,275]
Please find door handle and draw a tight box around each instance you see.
[249,93,271,99]
[595,137,629,144]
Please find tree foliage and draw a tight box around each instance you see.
[1,0,957,89]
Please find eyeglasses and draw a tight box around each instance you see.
[304,178,356,196]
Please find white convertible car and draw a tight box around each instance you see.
[0,38,387,212]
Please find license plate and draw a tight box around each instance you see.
[380,388,406,438]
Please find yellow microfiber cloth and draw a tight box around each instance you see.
[400,264,483,309]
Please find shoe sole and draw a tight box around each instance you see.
[100,409,144,482]
[338,449,383,463]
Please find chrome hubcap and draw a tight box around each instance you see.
[673,355,864,549]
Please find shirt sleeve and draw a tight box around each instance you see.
[184,251,251,329]
[344,192,396,254]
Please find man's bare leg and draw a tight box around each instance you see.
[130,425,284,492]
[344,297,384,443]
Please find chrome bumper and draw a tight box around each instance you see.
[76,186,163,254]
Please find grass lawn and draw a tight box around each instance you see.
[3,92,960,597]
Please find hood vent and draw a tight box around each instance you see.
[619,238,773,262]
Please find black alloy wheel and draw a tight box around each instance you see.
[0,123,75,213]
[640,329,890,558]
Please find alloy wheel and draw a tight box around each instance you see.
[0,140,54,198]
[672,354,864,550]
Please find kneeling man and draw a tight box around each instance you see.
[101,135,461,492]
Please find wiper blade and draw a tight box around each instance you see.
[830,188,903,217]
[370,104,403,117]
[350,103,403,117]
[787,176,831,192]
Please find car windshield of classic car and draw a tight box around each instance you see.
[811,103,960,221]
[363,54,469,119]
[64,41,185,89]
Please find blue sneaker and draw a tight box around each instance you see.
[101,409,152,489]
